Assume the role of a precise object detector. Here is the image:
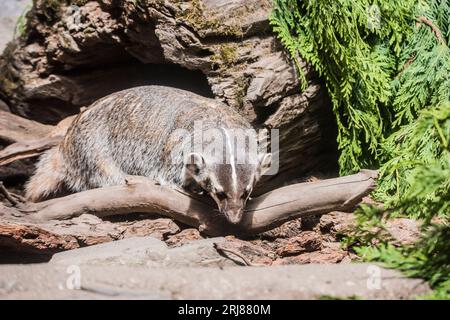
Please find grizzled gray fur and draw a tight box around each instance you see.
[26,86,271,224]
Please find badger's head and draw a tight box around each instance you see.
[183,152,272,224]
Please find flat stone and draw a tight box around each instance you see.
[50,236,167,267]
[386,218,421,245]
[166,228,204,247]
[275,231,322,256]
[164,238,237,268]
[274,247,347,265]
[320,211,355,234]
[50,236,237,268]
[0,263,430,299]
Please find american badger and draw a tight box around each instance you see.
[26,86,272,224]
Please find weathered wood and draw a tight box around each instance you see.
[5,170,377,237]
[0,206,181,255]
[0,136,61,166]
[0,110,52,144]
[0,0,336,192]
[0,114,76,166]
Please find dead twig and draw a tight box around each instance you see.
[416,16,446,44]
[214,242,266,267]
[0,181,20,206]
[0,114,77,166]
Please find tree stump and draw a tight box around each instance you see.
[0,0,337,192]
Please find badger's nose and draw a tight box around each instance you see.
[224,209,243,224]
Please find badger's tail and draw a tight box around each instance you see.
[25,146,67,202]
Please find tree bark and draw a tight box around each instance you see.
[0,110,52,144]
[0,207,181,256]
[0,0,337,191]
[0,114,76,166]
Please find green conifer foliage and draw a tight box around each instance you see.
[271,0,449,297]
[270,0,415,173]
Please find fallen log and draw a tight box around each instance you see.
[0,110,53,144]
[0,114,76,166]
[5,170,376,237]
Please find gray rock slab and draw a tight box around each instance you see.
[0,263,430,299]
[50,237,238,268]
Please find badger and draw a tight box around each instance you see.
[26,86,272,224]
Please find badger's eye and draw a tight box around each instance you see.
[217,191,227,200]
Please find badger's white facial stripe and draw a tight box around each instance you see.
[222,128,237,193]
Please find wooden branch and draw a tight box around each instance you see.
[242,169,377,234]
[0,114,76,166]
[0,181,20,206]
[11,170,377,237]
[0,111,53,144]
[416,16,446,44]
[0,136,63,166]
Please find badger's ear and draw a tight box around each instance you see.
[184,153,206,176]
[258,153,272,176]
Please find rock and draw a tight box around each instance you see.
[166,228,204,247]
[386,218,421,245]
[163,238,239,268]
[0,99,9,112]
[216,236,274,265]
[274,247,348,265]
[320,211,355,235]
[0,211,187,258]
[258,218,302,239]
[116,217,181,241]
[50,236,239,268]
[319,212,421,245]
[0,219,81,256]
[245,52,298,108]
[0,263,431,299]
[275,231,322,256]
[0,0,337,191]
[300,214,322,231]
[50,236,167,267]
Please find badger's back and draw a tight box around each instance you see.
[26,86,251,201]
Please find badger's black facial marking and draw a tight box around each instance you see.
[203,163,256,224]
[216,190,228,201]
